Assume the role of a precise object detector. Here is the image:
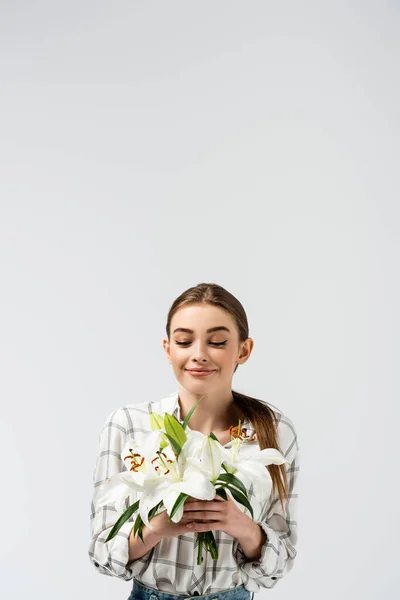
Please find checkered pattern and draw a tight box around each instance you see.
[88,391,299,594]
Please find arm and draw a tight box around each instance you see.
[128,524,163,562]
[235,521,268,561]
[88,407,157,579]
[234,414,300,590]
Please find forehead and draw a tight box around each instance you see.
[171,304,236,332]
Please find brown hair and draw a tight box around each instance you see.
[165,282,288,512]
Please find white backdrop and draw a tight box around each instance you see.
[0,1,399,599]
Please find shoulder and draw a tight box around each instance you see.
[101,393,175,434]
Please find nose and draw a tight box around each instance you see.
[191,340,210,363]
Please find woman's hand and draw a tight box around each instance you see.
[144,496,198,540]
[144,494,250,541]
[181,493,250,539]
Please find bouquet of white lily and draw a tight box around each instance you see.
[99,396,290,565]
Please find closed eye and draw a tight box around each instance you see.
[175,341,227,347]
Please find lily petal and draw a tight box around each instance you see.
[179,430,206,460]
[139,479,171,529]
[174,473,216,501]
[257,448,290,466]
[163,489,185,523]
[95,471,142,511]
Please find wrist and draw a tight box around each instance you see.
[128,523,164,562]
[236,513,257,541]
[237,518,261,543]
[237,521,267,562]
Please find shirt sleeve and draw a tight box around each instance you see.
[234,413,300,591]
[88,407,153,580]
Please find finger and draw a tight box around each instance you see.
[182,510,220,520]
[184,505,224,516]
[187,498,225,508]
[186,521,221,532]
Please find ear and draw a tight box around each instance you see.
[162,338,172,363]
[236,338,254,365]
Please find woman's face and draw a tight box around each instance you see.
[163,303,252,392]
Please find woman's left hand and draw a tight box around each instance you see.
[181,492,251,539]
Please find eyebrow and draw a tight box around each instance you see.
[172,326,231,335]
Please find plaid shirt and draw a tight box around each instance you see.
[88,390,299,594]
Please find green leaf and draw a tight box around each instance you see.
[164,413,187,451]
[182,395,205,430]
[209,431,219,442]
[165,433,182,455]
[131,501,163,543]
[133,511,144,538]
[215,487,228,500]
[148,502,162,520]
[138,525,144,543]
[216,472,247,496]
[169,492,189,520]
[104,500,140,543]
[227,486,254,519]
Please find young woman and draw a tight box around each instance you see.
[89,283,299,600]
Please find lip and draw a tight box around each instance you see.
[185,369,216,377]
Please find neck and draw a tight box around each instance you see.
[177,386,244,433]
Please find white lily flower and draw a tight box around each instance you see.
[220,434,290,497]
[121,430,167,487]
[138,439,215,528]
[181,430,225,483]
[95,429,167,513]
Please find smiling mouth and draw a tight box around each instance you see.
[185,369,217,376]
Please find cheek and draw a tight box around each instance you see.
[170,349,187,365]
[220,350,237,364]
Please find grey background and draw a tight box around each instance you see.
[0,1,399,599]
